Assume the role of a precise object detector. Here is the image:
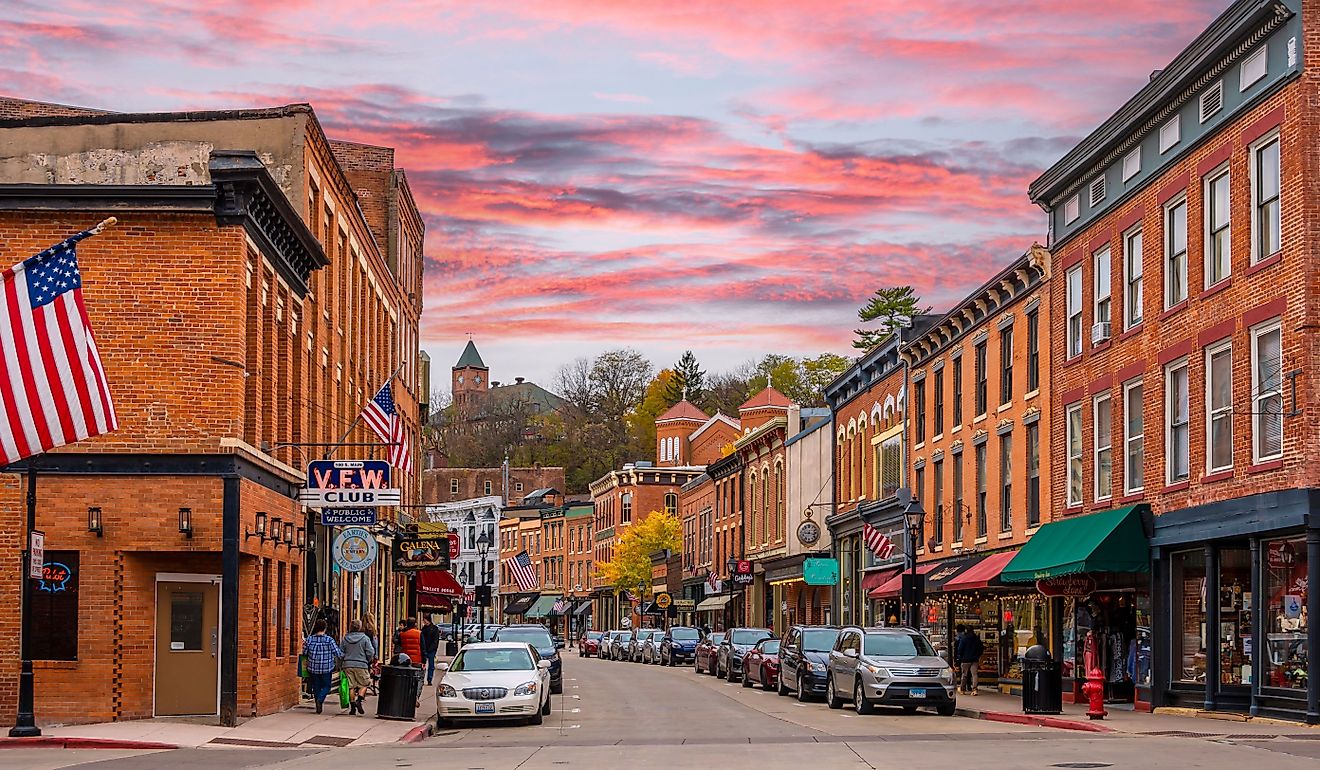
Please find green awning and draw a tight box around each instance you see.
[523,594,561,619]
[1001,505,1150,583]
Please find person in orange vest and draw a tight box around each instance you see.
[399,617,423,665]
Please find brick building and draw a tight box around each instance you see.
[0,99,424,725]
[655,400,740,467]
[1022,0,1317,720]
[769,406,834,635]
[734,388,793,630]
[422,465,566,505]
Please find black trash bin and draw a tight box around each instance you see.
[1021,644,1062,714]
[376,664,422,720]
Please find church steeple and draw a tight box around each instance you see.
[455,340,486,369]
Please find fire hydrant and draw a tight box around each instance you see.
[1081,630,1107,720]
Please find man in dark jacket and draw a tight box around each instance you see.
[420,614,442,684]
[955,627,985,695]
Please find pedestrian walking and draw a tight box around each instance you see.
[956,625,985,696]
[420,614,441,685]
[340,619,377,715]
[302,618,343,714]
[399,617,423,666]
[952,625,966,693]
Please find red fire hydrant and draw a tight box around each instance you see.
[1081,630,1107,720]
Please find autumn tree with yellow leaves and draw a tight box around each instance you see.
[597,508,681,598]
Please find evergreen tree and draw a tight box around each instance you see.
[853,286,931,350]
[663,350,706,407]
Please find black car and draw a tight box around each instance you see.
[716,627,773,682]
[659,626,703,666]
[492,624,564,693]
[777,625,841,701]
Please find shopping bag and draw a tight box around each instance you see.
[298,654,308,679]
[338,673,351,709]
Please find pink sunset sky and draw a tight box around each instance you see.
[3,0,1224,385]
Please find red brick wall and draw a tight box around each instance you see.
[833,366,906,514]
[422,466,566,504]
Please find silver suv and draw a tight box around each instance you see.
[826,626,956,716]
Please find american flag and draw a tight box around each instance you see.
[1,230,117,466]
[508,550,537,591]
[360,380,411,474]
[862,523,896,560]
[551,597,569,615]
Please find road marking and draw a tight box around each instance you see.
[571,695,581,700]
[542,724,580,729]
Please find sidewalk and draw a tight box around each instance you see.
[7,687,438,750]
[955,689,1319,737]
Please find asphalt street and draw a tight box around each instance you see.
[6,654,1320,769]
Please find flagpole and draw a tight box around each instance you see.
[324,362,405,461]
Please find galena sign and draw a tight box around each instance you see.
[300,460,401,508]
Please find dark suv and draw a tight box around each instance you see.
[716,627,773,682]
[659,626,702,666]
[777,625,841,701]
[492,624,564,693]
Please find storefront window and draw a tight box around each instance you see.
[1264,536,1308,690]
[999,596,1051,681]
[951,598,999,686]
[1218,547,1252,686]
[924,601,949,661]
[1134,594,1152,688]
[1172,550,1207,684]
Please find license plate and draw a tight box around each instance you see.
[908,688,927,699]
[475,702,496,714]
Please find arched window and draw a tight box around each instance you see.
[664,492,678,516]
[775,462,785,541]
[760,468,770,545]
[747,471,758,542]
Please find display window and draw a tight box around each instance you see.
[1218,547,1252,686]
[1171,550,1207,684]
[1264,536,1307,691]
[999,596,1051,680]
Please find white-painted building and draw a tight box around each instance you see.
[426,496,501,610]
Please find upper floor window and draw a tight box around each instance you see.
[1165,360,1190,484]
[450,479,459,494]
[1206,340,1233,473]
[933,369,945,437]
[1251,321,1284,462]
[1066,403,1083,507]
[932,459,944,545]
[952,452,965,542]
[878,433,902,500]
[1159,114,1181,153]
[1165,197,1188,308]
[1252,135,1281,262]
[664,492,678,516]
[1026,310,1039,393]
[1026,422,1041,527]
[999,326,1013,405]
[1124,227,1144,329]
[1094,245,1112,335]
[484,480,493,495]
[621,492,633,524]
[914,379,927,444]
[999,433,1012,533]
[1093,393,1112,501]
[952,358,964,424]
[974,443,987,538]
[974,341,988,415]
[1205,167,1231,287]
[1066,266,1083,358]
[1124,380,1145,495]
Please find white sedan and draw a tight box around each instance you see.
[435,642,553,726]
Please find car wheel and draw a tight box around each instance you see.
[542,695,553,715]
[726,661,739,683]
[853,679,874,715]
[937,704,956,716]
[741,666,753,688]
[796,673,810,702]
[435,716,451,729]
[529,706,544,725]
[777,670,790,696]
[827,675,845,709]
[763,671,775,691]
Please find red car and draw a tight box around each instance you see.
[694,632,725,675]
[579,630,605,657]
[742,638,781,690]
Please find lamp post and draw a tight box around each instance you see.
[903,499,927,630]
[476,529,491,642]
[725,556,738,631]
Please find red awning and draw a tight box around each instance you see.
[868,563,937,599]
[860,567,902,593]
[942,550,1019,592]
[416,569,465,604]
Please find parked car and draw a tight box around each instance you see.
[628,628,659,662]
[640,630,665,664]
[741,638,781,690]
[694,632,725,674]
[435,642,552,727]
[777,625,841,701]
[659,626,702,666]
[826,626,956,716]
[579,631,605,658]
[717,627,773,682]
[491,624,564,694]
[464,624,504,643]
[607,630,632,660]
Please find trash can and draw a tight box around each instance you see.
[376,664,422,720]
[1021,644,1062,714]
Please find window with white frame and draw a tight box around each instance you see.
[1252,321,1284,462]
[1124,380,1144,494]
[450,478,460,494]
[1240,45,1267,91]
[1066,403,1083,507]
[1159,115,1181,153]
[1253,135,1281,262]
[879,433,903,500]
[1124,227,1144,328]
[484,480,493,495]
[1066,266,1083,358]
[1094,393,1113,501]
[1166,360,1190,484]
[1094,245,1112,329]
[1206,340,1233,473]
[1205,167,1231,286]
[1165,197,1188,307]
[1123,147,1141,182]
[1064,194,1080,225]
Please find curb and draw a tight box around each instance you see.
[0,737,179,750]
[957,707,1116,734]
[398,723,433,744]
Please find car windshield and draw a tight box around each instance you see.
[637,631,655,640]
[451,648,534,672]
[586,632,604,640]
[495,629,553,648]
[708,633,725,645]
[671,628,700,641]
[802,629,840,652]
[732,630,771,645]
[864,633,936,658]
[758,640,781,654]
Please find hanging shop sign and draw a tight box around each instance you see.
[732,572,755,587]
[654,592,673,609]
[321,508,378,526]
[300,460,399,508]
[28,530,43,580]
[332,526,378,573]
[803,557,840,586]
[392,535,452,572]
[449,533,461,560]
[673,599,696,611]
[1035,574,1097,598]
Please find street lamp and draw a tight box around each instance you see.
[476,529,492,642]
[903,499,927,630]
[725,556,738,631]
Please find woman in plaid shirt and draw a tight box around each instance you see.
[302,619,343,713]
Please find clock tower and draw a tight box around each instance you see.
[452,339,489,414]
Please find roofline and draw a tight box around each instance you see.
[1028,0,1290,204]
[689,413,739,441]
[0,102,316,130]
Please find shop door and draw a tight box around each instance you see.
[155,580,220,716]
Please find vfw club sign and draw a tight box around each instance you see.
[299,460,401,507]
